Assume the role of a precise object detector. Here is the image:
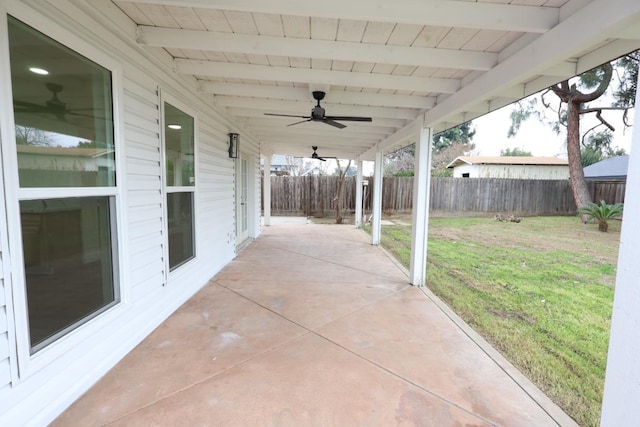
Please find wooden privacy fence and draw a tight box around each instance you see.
[429,178,575,216]
[588,180,626,204]
[263,176,626,216]
[266,175,367,217]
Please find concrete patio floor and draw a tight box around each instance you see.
[53,222,578,426]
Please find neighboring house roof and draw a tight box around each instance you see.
[446,156,568,169]
[301,166,325,176]
[584,155,629,180]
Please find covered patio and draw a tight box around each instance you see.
[53,222,576,426]
[1,1,639,425]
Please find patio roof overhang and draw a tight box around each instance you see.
[116,0,640,161]
[107,4,640,422]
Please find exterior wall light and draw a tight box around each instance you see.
[228,132,239,158]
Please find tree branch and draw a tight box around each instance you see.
[579,107,620,132]
[581,123,603,146]
[573,63,613,103]
[550,81,570,101]
[623,109,631,127]
[579,106,630,114]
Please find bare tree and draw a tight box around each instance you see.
[334,158,352,224]
[384,147,415,176]
[431,141,475,177]
[384,122,476,177]
[15,125,55,146]
[284,155,304,176]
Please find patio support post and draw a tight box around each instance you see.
[263,153,271,226]
[409,116,432,286]
[371,148,383,245]
[355,159,363,228]
[600,71,640,426]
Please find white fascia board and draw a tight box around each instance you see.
[138,26,498,71]
[131,0,558,33]
[361,120,417,160]
[175,59,460,94]
[423,0,640,128]
[543,60,578,78]
[577,39,640,74]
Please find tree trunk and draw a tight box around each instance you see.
[566,99,593,211]
[550,64,612,216]
[335,159,351,224]
[599,219,608,232]
[335,178,344,224]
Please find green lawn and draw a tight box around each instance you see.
[365,216,619,427]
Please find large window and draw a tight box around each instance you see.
[8,17,119,353]
[20,197,116,352]
[163,103,195,270]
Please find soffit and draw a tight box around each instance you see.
[112,0,640,160]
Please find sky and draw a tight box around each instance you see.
[471,95,634,158]
[354,98,635,176]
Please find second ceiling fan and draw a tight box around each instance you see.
[309,146,336,161]
[265,91,372,129]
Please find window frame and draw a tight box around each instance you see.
[0,10,129,380]
[159,90,199,277]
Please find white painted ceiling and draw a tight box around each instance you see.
[114,0,640,160]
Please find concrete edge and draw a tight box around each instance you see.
[361,228,579,427]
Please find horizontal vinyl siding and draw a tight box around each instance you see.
[0,1,258,425]
[196,120,235,266]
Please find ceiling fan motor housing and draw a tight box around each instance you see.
[311,106,325,119]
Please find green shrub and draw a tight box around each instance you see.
[578,200,623,232]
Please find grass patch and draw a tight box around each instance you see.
[365,216,617,427]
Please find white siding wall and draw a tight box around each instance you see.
[453,164,569,179]
[452,164,479,177]
[0,1,261,425]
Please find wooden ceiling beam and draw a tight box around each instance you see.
[126,0,558,32]
[175,59,460,93]
[138,26,498,71]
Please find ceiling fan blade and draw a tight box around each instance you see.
[322,119,347,129]
[326,116,372,122]
[316,156,327,161]
[264,113,310,119]
[14,100,49,113]
[287,118,312,127]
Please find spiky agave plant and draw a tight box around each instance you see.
[578,200,624,232]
